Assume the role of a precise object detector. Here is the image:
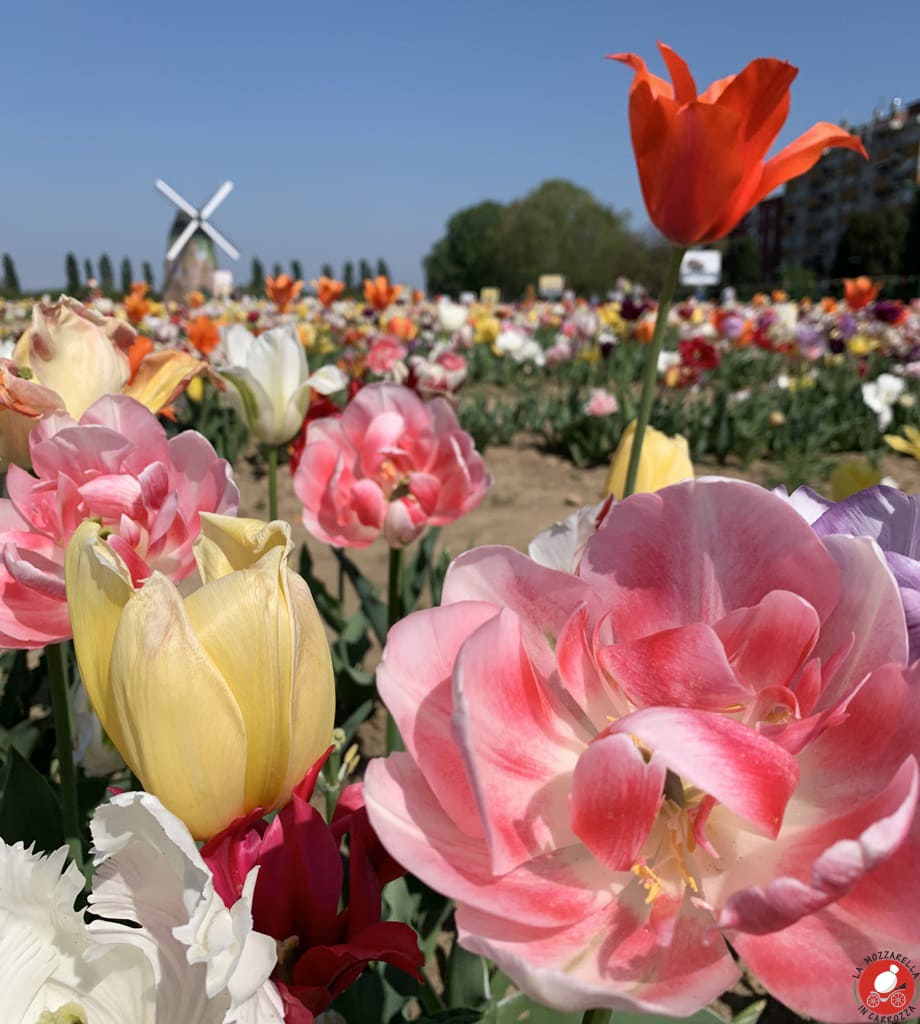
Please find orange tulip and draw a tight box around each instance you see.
[312,275,345,307]
[387,315,417,341]
[610,43,867,246]
[771,289,788,302]
[124,282,151,325]
[187,315,221,356]
[363,275,402,311]
[187,290,206,309]
[126,334,154,382]
[265,273,304,312]
[844,276,881,311]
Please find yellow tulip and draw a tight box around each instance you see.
[885,425,920,462]
[65,513,335,840]
[605,420,694,500]
[829,458,882,500]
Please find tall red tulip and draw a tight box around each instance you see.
[610,42,867,245]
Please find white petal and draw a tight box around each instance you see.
[306,363,348,396]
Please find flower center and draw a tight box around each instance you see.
[35,1004,88,1024]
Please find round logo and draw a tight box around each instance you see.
[855,954,917,1019]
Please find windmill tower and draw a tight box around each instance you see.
[155,179,240,301]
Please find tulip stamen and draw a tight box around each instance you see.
[631,862,662,904]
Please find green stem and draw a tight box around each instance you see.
[385,546,405,754]
[622,245,685,499]
[47,642,82,865]
[267,445,279,521]
[581,1010,613,1024]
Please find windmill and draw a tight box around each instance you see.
[155,179,239,300]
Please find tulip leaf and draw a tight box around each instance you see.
[333,547,388,645]
[0,748,66,854]
[446,945,492,1011]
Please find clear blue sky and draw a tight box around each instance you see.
[4,0,919,290]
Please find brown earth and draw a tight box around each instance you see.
[236,437,920,597]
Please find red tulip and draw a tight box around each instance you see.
[610,43,867,245]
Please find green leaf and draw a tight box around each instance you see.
[446,945,492,1011]
[333,547,388,645]
[0,749,66,854]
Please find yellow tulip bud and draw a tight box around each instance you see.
[604,420,694,500]
[829,459,882,501]
[65,513,334,840]
[186,376,204,403]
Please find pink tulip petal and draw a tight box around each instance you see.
[363,754,612,928]
[570,734,666,871]
[812,535,908,713]
[2,542,66,599]
[452,610,583,874]
[579,479,840,640]
[78,474,146,522]
[605,708,798,838]
[350,479,386,529]
[556,604,620,730]
[714,590,820,691]
[377,601,498,836]
[718,757,918,934]
[599,622,752,711]
[456,892,739,1016]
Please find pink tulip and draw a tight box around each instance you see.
[0,395,238,648]
[293,382,490,548]
[584,387,619,417]
[367,336,408,376]
[364,479,918,1021]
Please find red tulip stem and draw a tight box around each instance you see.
[622,246,685,498]
[47,641,84,870]
[267,445,279,522]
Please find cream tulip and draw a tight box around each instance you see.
[65,513,335,840]
[217,324,347,445]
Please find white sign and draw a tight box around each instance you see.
[680,249,722,287]
[538,274,565,299]
[212,269,233,299]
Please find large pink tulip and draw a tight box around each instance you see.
[0,394,238,648]
[293,381,491,548]
[364,479,918,1021]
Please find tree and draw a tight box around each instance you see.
[358,259,373,284]
[424,200,504,295]
[343,261,355,293]
[142,261,155,290]
[832,207,908,279]
[376,258,391,280]
[99,253,114,292]
[83,258,94,285]
[272,262,283,279]
[722,234,762,291]
[321,263,334,280]
[120,257,134,295]
[900,187,920,276]
[291,259,304,283]
[65,252,80,294]
[2,254,20,295]
[250,258,265,293]
[494,180,637,298]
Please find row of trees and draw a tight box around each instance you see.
[246,257,392,294]
[424,179,671,299]
[0,254,157,299]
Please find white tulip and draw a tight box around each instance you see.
[217,325,347,445]
[437,299,467,333]
[862,372,906,431]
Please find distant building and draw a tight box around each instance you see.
[780,99,920,278]
[731,195,785,285]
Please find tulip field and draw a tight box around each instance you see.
[2,41,920,1024]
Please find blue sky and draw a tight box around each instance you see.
[4,0,919,290]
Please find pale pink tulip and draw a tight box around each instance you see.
[0,395,238,648]
[367,336,408,376]
[365,479,917,1021]
[293,381,490,548]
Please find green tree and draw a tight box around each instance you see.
[142,261,155,290]
[2,254,20,295]
[424,200,504,295]
[780,264,818,300]
[722,234,762,291]
[900,186,920,276]
[291,259,304,282]
[376,257,391,280]
[65,252,80,294]
[250,257,265,293]
[494,180,636,298]
[358,259,373,284]
[832,207,908,279]
[321,263,334,280]
[120,257,134,295]
[343,261,355,293]
[83,258,94,285]
[272,262,283,279]
[99,253,114,292]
